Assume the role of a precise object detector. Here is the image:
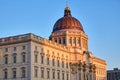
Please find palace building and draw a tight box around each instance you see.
[0,6,106,80]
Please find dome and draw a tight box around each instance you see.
[52,7,84,32]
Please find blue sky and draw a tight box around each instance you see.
[0,0,120,70]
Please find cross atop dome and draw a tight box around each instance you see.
[64,1,71,17]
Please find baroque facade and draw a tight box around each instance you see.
[0,6,106,80]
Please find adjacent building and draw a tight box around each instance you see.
[0,6,106,80]
[107,68,120,80]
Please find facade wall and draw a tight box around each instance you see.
[0,42,30,80]
[30,41,70,80]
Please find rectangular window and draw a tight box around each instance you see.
[13,54,17,63]
[5,56,8,64]
[35,46,37,50]
[53,71,55,79]
[57,60,60,67]
[78,38,81,44]
[34,55,37,63]
[67,73,69,80]
[57,72,60,79]
[62,73,64,80]
[47,57,49,65]
[34,69,38,77]
[62,61,64,68]
[63,37,66,45]
[4,71,7,79]
[41,69,44,78]
[13,70,16,78]
[73,37,76,44]
[47,70,50,79]
[66,62,68,68]
[52,59,55,66]
[5,48,8,52]
[41,55,44,64]
[69,37,72,46]
[22,46,26,50]
[14,47,16,51]
[22,69,26,78]
[55,38,57,43]
[22,54,26,63]
[59,38,61,44]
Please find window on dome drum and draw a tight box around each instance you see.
[13,54,17,63]
[4,55,8,64]
[34,68,38,77]
[41,68,44,78]
[34,54,38,63]
[13,47,17,51]
[63,37,66,45]
[69,37,72,45]
[4,70,7,79]
[13,69,16,78]
[22,53,26,63]
[41,55,44,64]
[55,38,57,43]
[59,38,61,44]
[73,37,76,44]
[78,38,81,45]
[22,46,26,50]
[62,73,64,80]
[21,68,26,78]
